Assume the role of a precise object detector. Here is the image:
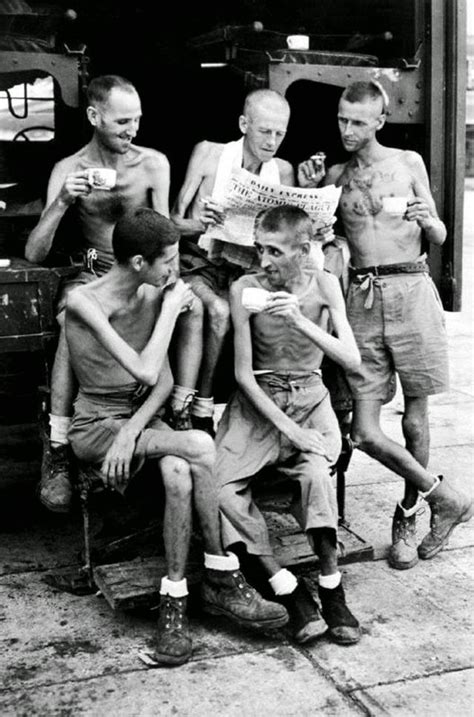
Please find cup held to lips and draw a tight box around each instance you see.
[241,287,271,313]
[87,168,117,191]
[382,196,408,215]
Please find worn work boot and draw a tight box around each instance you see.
[150,595,192,667]
[191,415,216,438]
[418,477,473,560]
[201,569,289,631]
[319,582,361,645]
[279,580,327,644]
[388,503,419,570]
[164,404,193,431]
[38,443,73,513]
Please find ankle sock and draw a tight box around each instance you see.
[191,396,215,418]
[160,576,188,598]
[49,415,71,445]
[269,568,298,596]
[318,571,341,590]
[170,385,197,413]
[204,552,239,571]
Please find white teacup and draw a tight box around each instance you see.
[87,168,117,191]
[382,196,408,215]
[242,287,271,313]
[286,34,309,50]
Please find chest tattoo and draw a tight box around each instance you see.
[341,167,398,217]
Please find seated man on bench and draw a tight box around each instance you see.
[216,206,362,646]
[65,207,287,667]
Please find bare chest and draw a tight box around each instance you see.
[339,162,414,219]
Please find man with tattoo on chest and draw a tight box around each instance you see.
[300,81,472,570]
[25,75,201,513]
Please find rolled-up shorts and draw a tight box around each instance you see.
[215,372,341,556]
[346,272,449,400]
[180,241,245,298]
[69,388,170,487]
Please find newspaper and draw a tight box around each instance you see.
[202,168,342,247]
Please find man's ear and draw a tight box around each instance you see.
[239,114,248,135]
[376,113,386,131]
[86,105,100,127]
[300,240,311,258]
[130,255,144,272]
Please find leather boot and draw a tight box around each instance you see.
[418,477,473,560]
[388,503,419,570]
[201,569,288,631]
[39,443,73,513]
[150,595,192,666]
[279,580,326,644]
[319,581,361,645]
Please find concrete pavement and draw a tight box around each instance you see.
[0,190,472,716]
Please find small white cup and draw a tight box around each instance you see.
[87,168,117,191]
[286,34,309,50]
[242,287,271,313]
[382,196,408,215]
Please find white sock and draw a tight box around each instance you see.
[49,415,71,445]
[160,576,188,598]
[170,385,196,412]
[269,568,298,596]
[318,571,341,590]
[191,396,215,418]
[204,552,239,571]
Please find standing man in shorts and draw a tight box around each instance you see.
[25,75,202,513]
[300,81,472,569]
[171,89,297,435]
[217,206,362,646]
[65,208,287,667]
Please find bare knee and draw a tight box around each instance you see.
[185,430,216,465]
[160,456,193,499]
[402,412,427,445]
[351,424,382,454]
[207,296,230,337]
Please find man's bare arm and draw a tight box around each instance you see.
[171,141,211,235]
[25,160,90,263]
[147,151,171,218]
[230,283,329,456]
[101,359,174,487]
[404,151,446,246]
[264,273,361,372]
[66,280,194,386]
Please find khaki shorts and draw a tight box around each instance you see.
[69,389,169,465]
[346,272,449,400]
[216,372,341,556]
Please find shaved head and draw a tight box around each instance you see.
[243,89,290,120]
[341,81,387,115]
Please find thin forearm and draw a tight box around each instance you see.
[25,198,69,263]
[293,315,360,371]
[423,216,447,246]
[137,305,181,384]
[122,374,173,437]
[171,211,205,237]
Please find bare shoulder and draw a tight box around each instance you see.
[324,162,348,186]
[313,268,343,304]
[275,158,295,185]
[401,149,427,171]
[53,147,88,175]
[129,144,170,170]
[192,140,224,170]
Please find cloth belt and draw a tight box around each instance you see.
[349,259,429,309]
